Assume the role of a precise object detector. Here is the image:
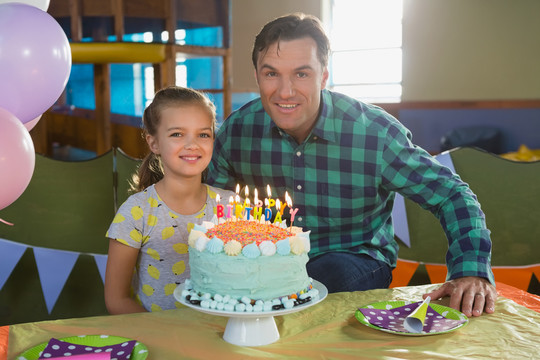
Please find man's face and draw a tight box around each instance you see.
[255,37,329,143]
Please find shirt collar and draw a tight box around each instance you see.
[312,89,337,143]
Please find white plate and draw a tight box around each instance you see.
[174,279,328,318]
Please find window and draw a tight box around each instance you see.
[329,0,403,103]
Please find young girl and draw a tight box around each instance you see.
[105,86,234,314]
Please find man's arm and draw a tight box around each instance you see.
[380,120,496,315]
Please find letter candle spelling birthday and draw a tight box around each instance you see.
[216,194,224,223]
[273,199,282,225]
[264,198,272,222]
[286,192,299,231]
[226,196,234,221]
[235,194,243,220]
[266,185,275,208]
[244,198,252,220]
[253,188,263,221]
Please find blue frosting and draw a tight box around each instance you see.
[242,242,261,258]
[193,224,208,233]
[276,239,291,255]
[205,237,224,254]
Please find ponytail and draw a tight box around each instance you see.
[131,152,163,193]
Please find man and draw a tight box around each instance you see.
[207,13,496,317]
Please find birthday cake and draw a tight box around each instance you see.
[182,219,318,312]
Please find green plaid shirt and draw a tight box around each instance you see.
[208,90,494,284]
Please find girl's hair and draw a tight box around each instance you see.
[252,13,330,70]
[132,86,217,192]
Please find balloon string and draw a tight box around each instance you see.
[0,218,14,226]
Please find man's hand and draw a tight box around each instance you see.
[423,276,497,317]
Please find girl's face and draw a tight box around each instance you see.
[146,105,214,180]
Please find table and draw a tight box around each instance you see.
[3,283,540,360]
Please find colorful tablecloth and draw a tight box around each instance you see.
[4,283,540,360]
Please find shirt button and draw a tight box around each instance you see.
[313,136,318,141]
[297,185,302,190]
[296,151,302,157]
[298,217,303,222]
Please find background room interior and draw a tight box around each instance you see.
[27,0,540,160]
[0,0,539,326]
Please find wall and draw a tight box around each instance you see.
[402,0,540,101]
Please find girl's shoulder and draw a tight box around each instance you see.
[118,184,159,210]
[205,185,236,201]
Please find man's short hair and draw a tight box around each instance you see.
[252,13,330,70]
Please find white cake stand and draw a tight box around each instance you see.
[174,280,328,347]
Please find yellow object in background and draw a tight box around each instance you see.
[500,144,540,162]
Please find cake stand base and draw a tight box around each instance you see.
[174,280,328,347]
[223,315,279,346]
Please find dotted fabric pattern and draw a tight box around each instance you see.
[38,337,136,359]
[359,302,467,333]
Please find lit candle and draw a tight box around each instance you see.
[254,188,263,208]
[264,198,272,223]
[226,196,234,221]
[266,185,275,208]
[286,193,299,231]
[274,199,283,225]
[216,194,224,223]
[244,185,250,206]
[279,193,288,216]
[253,188,263,221]
[244,198,252,220]
[235,194,243,220]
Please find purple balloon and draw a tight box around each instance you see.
[0,3,71,123]
[0,107,35,210]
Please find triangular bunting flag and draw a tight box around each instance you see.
[492,267,534,292]
[425,263,448,284]
[435,151,456,173]
[93,254,108,284]
[390,258,419,288]
[532,264,540,281]
[392,194,410,247]
[33,247,79,314]
[0,238,28,291]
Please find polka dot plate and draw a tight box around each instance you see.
[17,334,148,360]
[355,300,469,336]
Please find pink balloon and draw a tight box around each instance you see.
[24,114,42,131]
[0,107,36,210]
[0,3,71,123]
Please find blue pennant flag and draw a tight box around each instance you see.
[0,238,28,291]
[33,247,79,314]
[436,151,456,173]
[392,193,411,247]
[93,254,108,284]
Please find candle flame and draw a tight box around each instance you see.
[236,184,240,194]
[245,185,249,197]
[267,185,271,197]
[285,191,292,207]
[216,194,221,203]
[254,188,259,203]
[276,199,281,211]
